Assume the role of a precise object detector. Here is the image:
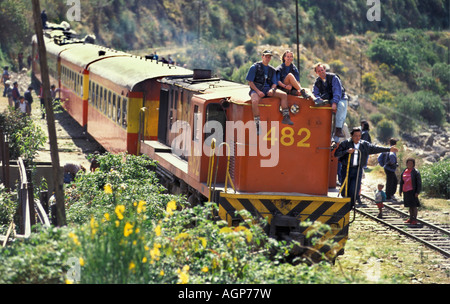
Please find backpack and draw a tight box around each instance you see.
[377,152,389,167]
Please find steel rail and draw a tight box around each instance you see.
[357,193,450,258]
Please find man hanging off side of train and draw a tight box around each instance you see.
[335,127,399,207]
[246,50,293,135]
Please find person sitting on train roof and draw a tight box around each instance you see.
[275,50,311,99]
[312,62,348,138]
[334,127,398,207]
[246,49,293,135]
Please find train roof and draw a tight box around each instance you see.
[59,43,128,69]
[160,76,251,103]
[38,31,193,91]
[87,56,193,91]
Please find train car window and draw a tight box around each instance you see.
[108,90,112,118]
[80,75,83,96]
[205,103,226,144]
[88,81,92,103]
[99,86,103,110]
[193,105,201,142]
[93,83,98,108]
[122,98,127,128]
[117,96,121,125]
[103,88,107,114]
[112,94,116,121]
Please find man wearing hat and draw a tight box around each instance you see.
[334,127,398,207]
[246,50,293,135]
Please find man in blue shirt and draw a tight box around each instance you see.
[246,50,293,135]
[312,62,348,138]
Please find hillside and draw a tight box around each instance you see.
[0,0,449,165]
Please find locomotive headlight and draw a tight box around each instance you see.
[290,104,300,114]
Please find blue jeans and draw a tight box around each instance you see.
[335,98,348,129]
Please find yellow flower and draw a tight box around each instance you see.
[198,237,207,248]
[129,261,136,270]
[115,205,125,220]
[201,266,209,272]
[68,232,80,246]
[178,271,189,284]
[166,200,177,216]
[90,217,98,236]
[65,279,73,284]
[103,213,110,221]
[219,227,233,234]
[79,257,85,266]
[235,226,253,243]
[160,270,165,276]
[137,201,146,214]
[155,225,161,236]
[104,183,113,194]
[142,257,147,263]
[150,243,161,260]
[115,220,120,227]
[124,222,133,237]
[175,232,189,240]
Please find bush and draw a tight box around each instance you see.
[417,91,445,126]
[369,113,384,125]
[0,108,46,162]
[376,119,395,143]
[362,72,378,93]
[421,160,450,199]
[371,90,394,105]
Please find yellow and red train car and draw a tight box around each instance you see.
[32,28,351,262]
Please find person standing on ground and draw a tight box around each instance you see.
[399,158,422,225]
[334,127,398,207]
[383,138,399,201]
[24,86,34,115]
[2,66,10,97]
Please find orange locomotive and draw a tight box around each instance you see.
[32,26,351,262]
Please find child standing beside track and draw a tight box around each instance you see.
[374,183,386,219]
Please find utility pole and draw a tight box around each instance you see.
[31,0,66,226]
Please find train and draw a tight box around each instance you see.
[32,24,351,262]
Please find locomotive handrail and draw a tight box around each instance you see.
[220,142,236,194]
[207,138,216,201]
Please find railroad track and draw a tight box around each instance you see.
[356,193,450,260]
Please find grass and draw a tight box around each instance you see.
[336,211,450,283]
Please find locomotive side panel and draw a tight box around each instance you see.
[227,95,332,195]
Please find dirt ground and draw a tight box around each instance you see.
[0,71,103,169]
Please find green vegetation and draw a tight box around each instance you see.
[421,160,450,199]
[0,107,47,163]
[0,153,362,284]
